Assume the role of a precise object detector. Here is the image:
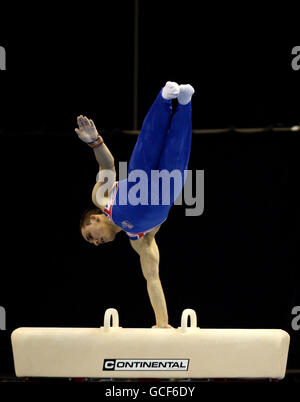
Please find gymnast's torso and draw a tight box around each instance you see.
[94,180,171,240]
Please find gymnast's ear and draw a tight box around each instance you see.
[90,214,100,222]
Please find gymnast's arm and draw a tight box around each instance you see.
[130,234,170,328]
[75,115,116,204]
[91,142,116,205]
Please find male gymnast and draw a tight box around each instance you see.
[76,81,195,328]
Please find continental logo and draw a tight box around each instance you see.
[103,359,189,371]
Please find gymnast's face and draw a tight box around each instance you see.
[81,214,116,246]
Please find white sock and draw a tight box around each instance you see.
[162,81,180,99]
[178,84,195,105]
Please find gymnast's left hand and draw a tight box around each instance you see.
[75,115,99,144]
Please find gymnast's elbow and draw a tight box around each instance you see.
[140,254,160,282]
[101,158,115,171]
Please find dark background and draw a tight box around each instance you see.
[0,1,299,378]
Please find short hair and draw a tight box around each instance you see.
[79,207,103,233]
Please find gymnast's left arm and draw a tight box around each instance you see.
[75,115,116,203]
[130,236,171,328]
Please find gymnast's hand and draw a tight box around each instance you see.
[152,324,174,329]
[75,115,99,144]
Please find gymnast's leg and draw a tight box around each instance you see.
[157,84,194,204]
[128,82,180,176]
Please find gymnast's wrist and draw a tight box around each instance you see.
[87,134,104,149]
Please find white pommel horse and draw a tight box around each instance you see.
[11,309,290,380]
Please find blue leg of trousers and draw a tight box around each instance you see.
[128,89,172,175]
[157,101,192,204]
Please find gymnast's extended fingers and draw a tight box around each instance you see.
[82,116,90,126]
[77,115,85,128]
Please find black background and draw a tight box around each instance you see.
[0,1,299,379]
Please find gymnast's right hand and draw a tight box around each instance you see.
[75,115,99,143]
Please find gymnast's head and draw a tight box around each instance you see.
[80,208,117,246]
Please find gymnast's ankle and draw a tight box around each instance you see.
[162,81,180,100]
[178,84,195,105]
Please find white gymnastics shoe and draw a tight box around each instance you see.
[162,81,180,100]
[178,84,195,105]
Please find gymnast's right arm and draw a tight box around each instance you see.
[75,115,116,205]
[130,235,170,328]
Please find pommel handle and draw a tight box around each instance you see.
[180,309,198,330]
[102,308,120,331]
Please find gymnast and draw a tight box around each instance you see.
[76,82,195,328]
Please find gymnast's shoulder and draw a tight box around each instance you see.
[92,179,117,210]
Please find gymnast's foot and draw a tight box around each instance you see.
[178,84,195,105]
[162,81,180,100]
